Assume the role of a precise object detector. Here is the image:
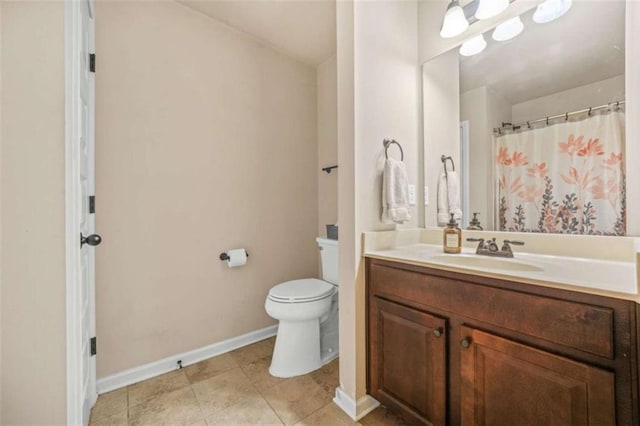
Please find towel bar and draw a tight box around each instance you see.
[383,139,404,161]
[441,155,455,178]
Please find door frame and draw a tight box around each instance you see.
[64,0,97,424]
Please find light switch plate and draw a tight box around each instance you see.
[424,186,429,206]
[408,184,416,205]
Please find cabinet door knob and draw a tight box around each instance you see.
[433,327,444,338]
[460,338,472,348]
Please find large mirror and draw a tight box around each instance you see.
[423,1,626,235]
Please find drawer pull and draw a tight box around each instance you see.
[433,328,444,338]
[461,338,472,348]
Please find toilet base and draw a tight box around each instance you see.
[269,319,321,378]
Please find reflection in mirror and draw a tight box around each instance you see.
[425,1,626,235]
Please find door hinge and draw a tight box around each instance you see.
[90,337,97,356]
[89,195,95,214]
[89,53,96,73]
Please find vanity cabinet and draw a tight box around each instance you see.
[366,257,639,426]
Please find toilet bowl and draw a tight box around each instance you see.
[265,237,339,378]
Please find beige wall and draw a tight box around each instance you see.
[0,2,3,421]
[512,74,625,124]
[337,0,419,409]
[1,1,67,424]
[336,0,356,403]
[484,87,512,228]
[317,55,338,238]
[627,1,640,235]
[459,85,511,230]
[423,50,460,227]
[95,1,319,378]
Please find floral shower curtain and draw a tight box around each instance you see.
[496,111,625,235]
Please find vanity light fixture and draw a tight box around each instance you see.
[459,34,487,56]
[475,0,509,20]
[533,0,572,24]
[492,16,524,41]
[440,0,469,38]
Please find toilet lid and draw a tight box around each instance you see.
[268,279,335,303]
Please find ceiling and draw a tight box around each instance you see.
[460,1,625,104]
[178,0,336,67]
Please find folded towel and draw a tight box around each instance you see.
[382,158,411,224]
[437,171,462,226]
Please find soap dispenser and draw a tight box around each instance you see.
[443,213,462,254]
[467,212,483,231]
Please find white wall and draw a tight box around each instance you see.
[95,1,319,378]
[337,0,419,413]
[512,74,625,123]
[1,1,67,423]
[317,55,338,238]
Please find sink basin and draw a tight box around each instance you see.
[430,254,544,272]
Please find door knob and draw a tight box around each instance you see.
[433,327,444,338]
[81,233,102,247]
[461,337,472,348]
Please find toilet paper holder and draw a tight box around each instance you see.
[219,250,249,261]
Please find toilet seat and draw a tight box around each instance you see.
[268,278,335,304]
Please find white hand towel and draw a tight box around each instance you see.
[437,173,450,225]
[382,158,411,224]
[437,171,462,226]
[446,170,463,221]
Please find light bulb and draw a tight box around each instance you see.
[440,0,469,38]
[459,34,487,56]
[492,16,524,41]
[475,0,509,20]
[533,0,572,24]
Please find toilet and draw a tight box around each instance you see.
[265,237,339,378]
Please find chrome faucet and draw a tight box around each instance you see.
[467,238,525,258]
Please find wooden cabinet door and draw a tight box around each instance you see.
[370,297,447,425]
[460,326,615,426]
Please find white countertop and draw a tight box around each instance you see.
[365,243,639,302]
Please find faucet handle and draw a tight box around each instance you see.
[501,240,524,256]
[466,238,484,242]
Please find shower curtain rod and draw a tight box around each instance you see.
[494,99,626,134]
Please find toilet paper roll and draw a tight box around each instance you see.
[226,249,248,268]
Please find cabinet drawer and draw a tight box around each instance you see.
[370,262,614,359]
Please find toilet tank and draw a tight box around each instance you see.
[316,237,339,285]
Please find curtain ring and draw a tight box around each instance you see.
[588,107,592,116]
[565,112,568,121]
[546,117,549,125]
[527,121,531,129]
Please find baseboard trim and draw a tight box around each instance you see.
[96,324,278,394]
[333,386,380,421]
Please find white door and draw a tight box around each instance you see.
[66,0,98,424]
[80,0,98,423]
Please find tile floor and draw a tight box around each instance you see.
[89,337,405,426]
